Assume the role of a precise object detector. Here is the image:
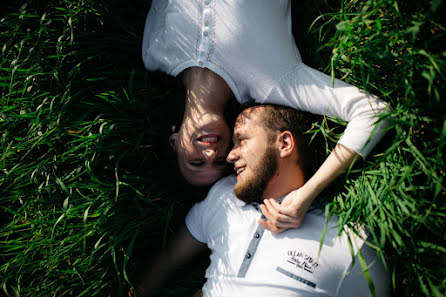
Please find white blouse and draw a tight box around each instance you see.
[142,0,389,158]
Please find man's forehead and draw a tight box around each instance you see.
[235,106,264,128]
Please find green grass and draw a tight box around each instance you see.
[309,2,445,296]
[1,0,445,296]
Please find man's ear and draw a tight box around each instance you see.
[278,131,295,158]
[169,133,179,151]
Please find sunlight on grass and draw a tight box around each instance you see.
[1,1,445,296]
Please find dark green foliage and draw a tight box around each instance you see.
[0,1,190,296]
[0,0,444,296]
[307,2,445,296]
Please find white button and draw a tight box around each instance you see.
[204,0,211,5]
[198,61,203,66]
[203,31,208,37]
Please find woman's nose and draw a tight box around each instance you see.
[202,149,216,159]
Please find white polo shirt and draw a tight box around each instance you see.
[186,176,389,297]
[142,0,390,158]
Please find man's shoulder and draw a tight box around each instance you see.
[215,174,237,186]
[194,175,237,208]
[283,209,368,247]
[209,175,237,195]
[186,175,239,233]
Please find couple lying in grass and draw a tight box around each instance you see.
[135,1,390,296]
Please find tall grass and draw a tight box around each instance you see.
[307,2,445,296]
[1,0,445,296]
[0,1,181,296]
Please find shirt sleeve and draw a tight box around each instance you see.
[336,242,390,297]
[185,176,235,244]
[185,199,208,244]
[264,63,390,159]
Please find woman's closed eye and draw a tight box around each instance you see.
[189,158,226,168]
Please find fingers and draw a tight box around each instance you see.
[258,219,286,234]
[262,199,289,222]
[277,200,301,217]
[260,198,306,232]
[277,194,304,217]
[261,199,296,224]
[258,219,301,234]
[265,197,300,218]
[260,203,302,231]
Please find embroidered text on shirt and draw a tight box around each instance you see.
[286,250,319,274]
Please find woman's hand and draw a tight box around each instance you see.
[259,143,359,234]
[258,187,314,233]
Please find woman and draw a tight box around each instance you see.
[142,0,389,232]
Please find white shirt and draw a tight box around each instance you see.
[142,0,390,158]
[186,176,389,297]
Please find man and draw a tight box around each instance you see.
[137,104,389,297]
[144,0,391,235]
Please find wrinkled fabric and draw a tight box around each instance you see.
[142,0,389,158]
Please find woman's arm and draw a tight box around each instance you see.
[260,57,390,233]
[259,144,358,232]
[265,63,390,159]
[135,226,207,296]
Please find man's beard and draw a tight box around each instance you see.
[234,147,277,204]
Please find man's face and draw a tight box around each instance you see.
[226,107,278,203]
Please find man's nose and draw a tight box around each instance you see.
[226,147,238,164]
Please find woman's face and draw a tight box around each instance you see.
[170,113,231,186]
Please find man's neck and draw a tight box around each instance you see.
[261,166,305,200]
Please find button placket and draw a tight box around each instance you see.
[237,200,287,278]
[237,217,266,278]
[197,0,212,66]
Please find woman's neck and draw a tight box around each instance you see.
[181,67,233,116]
